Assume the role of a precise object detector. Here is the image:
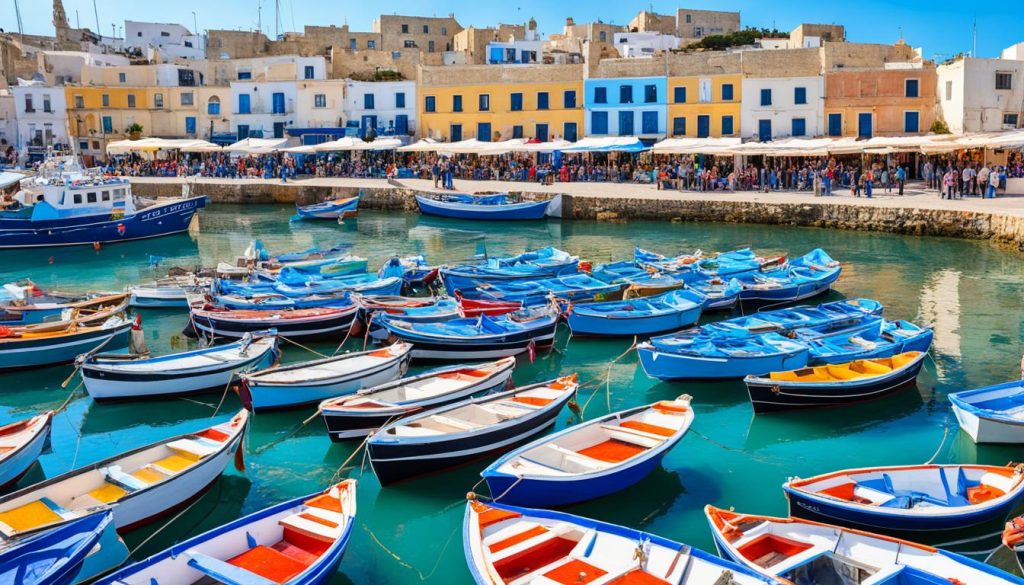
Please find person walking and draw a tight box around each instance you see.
[989,166,1001,198]
[895,165,906,196]
[431,159,440,188]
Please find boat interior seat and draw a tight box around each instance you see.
[0,497,71,534]
[512,396,554,407]
[483,401,536,418]
[187,549,287,585]
[422,414,481,432]
[168,437,219,460]
[542,444,611,472]
[823,366,873,381]
[486,521,550,553]
[487,522,570,564]
[151,453,199,475]
[103,465,149,492]
[598,425,664,449]
[279,509,341,543]
[618,420,676,438]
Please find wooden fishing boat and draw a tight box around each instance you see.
[565,289,704,337]
[1003,515,1024,574]
[353,295,461,323]
[214,292,353,311]
[808,320,934,364]
[782,463,1024,532]
[441,247,579,294]
[687,276,743,310]
[949,380,1024,444]
[639,333,811,381]
[0,314,132,371]
[1,292,128,326]
[128,275,209,309]
[292,195,360,220]
[80,332,279,402]
[225,273,403,298]
[378,308,559,360]
[99,480,356,585]
[744,351,927,413]
[415,193,551,221]
[454,292,522,318]
[366,375,578,485]
[706,506,1024,584]
[239,342,412,412]
[319,357,516,441]
[0,411,53,490]
[0,509,113,585]
[734,249,842,303]
[634,247,772,281]
[188,305,358,340]
[0,410,248,540]
[467,274,624,307]
[465,499,775,585]
[481,395,693,506]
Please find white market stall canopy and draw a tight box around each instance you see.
[106,138,221,154]
[307,137,403,152]
[0,171,26,190]
[561,136,648,153]
[224,137,289,155]
[651,137,741,154]
[514,139,573,153]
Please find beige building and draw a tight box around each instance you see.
[453,24,529,65]
[675,9,740,44]
[373,15,463,54]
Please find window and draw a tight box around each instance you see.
[113,188,125,200]
[537,92,549,110]
[760,88,772,106]
[154,93,164,108]
[685,14,692,23]
[722,83,734,101]
[1005,113,1020,126]
[180,92,194,106]
[996,73,1013,90]
[238,93,251,114]
[237,71,252,80]
[272,92,285,114]
[564,122,578,142]
[641,111,658,134]
[441,27,447,35]
[452,95,462,112]
[423,25,429,33]
[160,31,170,37]
[478,94,490,112]
[395,92,406,108]
[367,40,376,49]
[673,86,686,103]
[827,113,842,136]
[118,72,126,83]
[905,79,919,98]
[127,94,136,108]
[450,123,462,142]
[74,95,83,109]
[594,86,607,104]
[401,24,409,33]
[563,90,577,108]
[619,85,633,104]
[599,31,607,42]
[618,111,634,135]
[237,124,250,139]
[791,118,806,137]
[722,115,734,135]
[535,123,549,142]
[42,95,51,112]
[23,94,34,112]
[425,96,436,112]
[477,122,491,142]
[314,94,326,108]
[512,125,523,139]
[73,194,82,204]
[904,111,920,133]
[644,84,657,103]
[208,96,221,115]
[102,116,113,134]
[794,87,807,105]
[510,92,523,112]
[404,40,416,48]
[945,81,953,101]
[304,66,315,80]
[672,116,686,135]
[101,191,110,202]
[185,116,196,134]
[87,192,97,203]
[364,93,375,109]
[102,94,110,107]
[592,111,609,134]
[428,40,435,53]
[699,79,712,103]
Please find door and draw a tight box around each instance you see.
[272,92,285,114]
[535,124,549,142]
[237,125,249,139]
[828,113,842,136]
[618,111,633,136]
[361,115,377,138]
[185,116,196,135]
[238,94,250,114]
[758,120,772,142]
[450,124,462,142]
[563,122,578,142]
[697,115,710,138]
[858,113,872,138]
[477,122,492,142]
[273,122,285,139]
[395,114,409,136]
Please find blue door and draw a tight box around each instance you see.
[238,94,250,114]
[697,115,710,138]
[828,113,842,137]
[477,122,492,142]
[758,120,772,142]
[450,124,462,142]
[618,111,633,136]
[273,122,285,139]
[563,122,578,142]
[361,115,377,138]
[185,116,196,135]
[535,124,548,142]
[272,92,285,114]
[858,113,873,138]
[237,124,249,139]
[395,114,409,135]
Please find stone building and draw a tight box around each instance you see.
[372,15,463,54]
[675,9,741,45]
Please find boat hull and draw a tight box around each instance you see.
[811,329,934,364]
[416,195,550,220]
[738,270,840,303]
[745,353,926,413]
[188,307,356,340]
[638,345,810,380]
[0,196,206,249]
[952,406,1024,444]
[0,415,52,490]
[0,323,131,371]
[566,305,701,337]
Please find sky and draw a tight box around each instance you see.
[2,0,1019,61]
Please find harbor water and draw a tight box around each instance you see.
[1,204,1022,582]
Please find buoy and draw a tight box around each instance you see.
[92,242,101,251]
[48,256,54,264]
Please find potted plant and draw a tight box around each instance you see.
[126,123,144,140]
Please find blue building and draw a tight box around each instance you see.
[584,76,668,139]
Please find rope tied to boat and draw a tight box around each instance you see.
[277,334,328,359]
[362,521,459,581]
[924,413,954,465]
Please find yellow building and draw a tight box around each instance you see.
[418,64,584,142]
[666,74,742,138]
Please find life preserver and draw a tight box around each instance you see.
[1003,516,1024,549]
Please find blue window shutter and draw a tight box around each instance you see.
[722,84,734,101]
[721,116,734,135]
[673,86,686,103]
[425,96,436,112]
[760,89,771,106]
[672,117,686,135]
[511,93,523,111]
[592,111,608,134]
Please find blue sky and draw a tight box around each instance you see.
[3,0,1018,61]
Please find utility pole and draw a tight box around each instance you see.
[257,1,262,35]
[14,0,24,42]
[275,0,280,38]
[92,0,100,36]
[972,18,977,57]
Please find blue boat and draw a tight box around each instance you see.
[808,319,934,364]
[0,510,113,585]
[735,248,842,303]
[0,156,205,249]
[467,274,623,306]
[639,332,811,380]
[634,246,773,281]
[217,273,403,298]
[441,247,579,293]
[688,276,744,310]
[0,314,132,371]
[291,195,360,220]
[378,255,439,291]
[273,243,353,264]
[783,464,1024,533]
[415,193,551,220]
[378,308,559,360]
[565,289,704,336]
[590,260,741,310]
[481,395,694,506]
[949,380,1024,444]
[466,500,775,585]
[215,292,355,311]
[98,480,356,585]
[354,296,461,323]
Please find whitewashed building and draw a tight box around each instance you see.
[125,20,204,60]
[484,39,544,65]
[10,82,69,155]
[343,80,416,138]
[0,89,17,158]
[613,33,680,58]
[228,57,328,140]
[741,76,824,140]
[291,80,347,144]
[937,53,1024,134]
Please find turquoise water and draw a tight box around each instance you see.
[2,204,1024,582]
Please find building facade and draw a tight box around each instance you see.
[373,15,462,54]
[825,65,936,137]
[937,55,1024,134]
[667,74,741,137]
[343,80,416,139]
[124,20,204,60]
[11,83,68,154]
[584,76,668,138]
[741,76,824,140]
[613,33,680,58]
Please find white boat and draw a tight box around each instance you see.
[239,342,413,412]
[0,410,248,538]
[0,411,53,489]
[949,380,1024,444]
[128,275,210,308]
[80,333,279,401]
[705,506,1024,584]
[319,357,517,440]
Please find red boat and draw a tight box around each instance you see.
[455,292,522,318]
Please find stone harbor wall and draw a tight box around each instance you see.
[130,180,1024,251]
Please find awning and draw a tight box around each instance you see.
[0,171,26,190]
[224,137,289,154]
[561,137,648,153]
[106,138,221,154]
[397,139,441,153]
[651,137,741,155]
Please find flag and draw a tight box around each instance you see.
[526,339,536,364]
